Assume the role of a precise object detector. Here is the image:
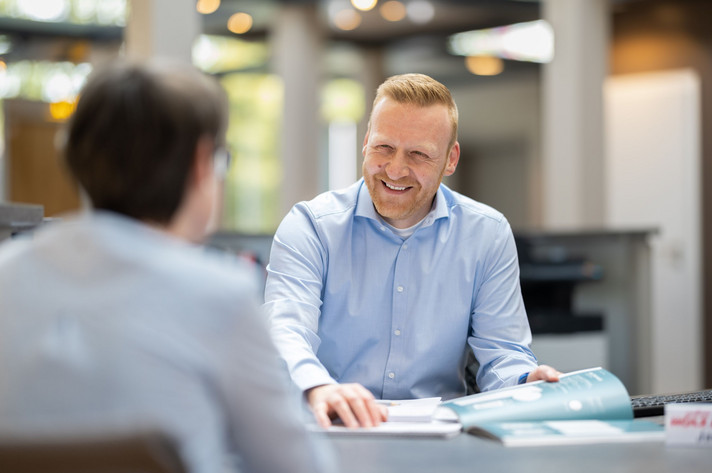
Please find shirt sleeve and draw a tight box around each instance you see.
[468,217,538,391]
[210,282,336,473]
[263,203,337,392]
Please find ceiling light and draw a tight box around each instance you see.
[48,100,77,122]
[465,55,504,76]
[17,0,70,22]
[406,0,434,25]
[196,0,220,15]
[351,0,377,12]
[333,9,362,31]
[227,12,253,34]
[449,20,554,63]
[380,1,406,22]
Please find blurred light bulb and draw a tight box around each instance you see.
[49,100,77,121]
[18,0,70,22]
[351,0,377,12]
[227,12,253,34]
[380,1,405,22]
[465,55,504,76]
[333,9,362,31]
[196,0,220,15]
[43,71,74,102]
[406,0,434,24]
[448,20,554,64]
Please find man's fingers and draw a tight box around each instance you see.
[368,401,388,425]
[312,401,333,429]
[336,385,380,428]
[527,365,562,383]
[330,396,360,428]
[343,396,375,428]
[306,383,387,428]
[349,384,387,426]
[540,365,562,381]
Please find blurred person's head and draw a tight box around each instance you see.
[362,73,460,229]
[62,60,229,242]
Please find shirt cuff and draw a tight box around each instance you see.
[518,372,529,384]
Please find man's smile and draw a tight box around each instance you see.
[382,180,411,192]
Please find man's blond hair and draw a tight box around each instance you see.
[370,73,458,148]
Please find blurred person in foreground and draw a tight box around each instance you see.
[0,61,334,473]
[265,73,560,429]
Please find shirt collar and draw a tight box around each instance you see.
[355,178,450,228]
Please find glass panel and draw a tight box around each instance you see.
[0,0,126,25]
[220,72,283,234]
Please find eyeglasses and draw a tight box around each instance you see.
[213,147,232,179]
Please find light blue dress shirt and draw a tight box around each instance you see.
[0,212,334,473]
[265,179,538,400]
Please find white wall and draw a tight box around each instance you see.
[605,69,703,393]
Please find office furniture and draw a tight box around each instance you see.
[515,232,608,374]
[515,229,654,395]
[330,428,709,473]
[0,430,186,473]
[0,202,43,242]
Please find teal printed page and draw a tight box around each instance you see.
[469,419,664,446]
[441,367,633,428]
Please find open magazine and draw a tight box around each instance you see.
[438,367,664,446]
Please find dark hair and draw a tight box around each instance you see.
[63,60,228,223]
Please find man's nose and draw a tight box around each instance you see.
[385,151,409,181]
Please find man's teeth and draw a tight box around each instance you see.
[385,182,407,191]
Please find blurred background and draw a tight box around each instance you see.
[1,0,710,395]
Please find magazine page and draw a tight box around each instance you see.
[469,419,664,447]
[441,367,634,428]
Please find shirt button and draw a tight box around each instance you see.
[396,286,404,292]
[394,329,401,336]
[403,243,408,249]
[380,226,386,231]
[388,372,395,379]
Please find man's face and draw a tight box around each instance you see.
[362,97,460,229]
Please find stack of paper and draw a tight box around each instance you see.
[381,397,443,422]
[313,397,463,438]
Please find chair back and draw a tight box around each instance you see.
[0,430,187,473]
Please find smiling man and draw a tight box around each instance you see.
[265,73,559,429]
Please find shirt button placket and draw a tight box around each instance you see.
[385,240,409,397]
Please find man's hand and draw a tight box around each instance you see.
[306,383,388,429]
[526,365,562,383]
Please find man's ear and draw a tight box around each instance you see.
[190,135,215,188]
[444,141,460,176]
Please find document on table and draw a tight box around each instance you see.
[381,397,443,422]
[318,420,463,438]
[310,397,463,438]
